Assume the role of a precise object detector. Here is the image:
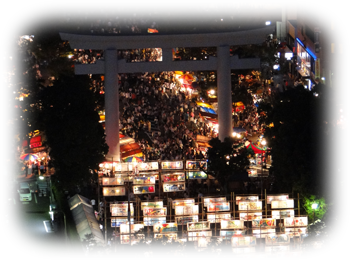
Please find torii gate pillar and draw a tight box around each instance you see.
[104,49,120,162]
[217,45,232,142]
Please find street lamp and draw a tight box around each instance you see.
[312,203,318,222]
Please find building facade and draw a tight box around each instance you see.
[282,1,350,100]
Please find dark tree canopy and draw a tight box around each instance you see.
[39,75,108,189]
[207,137,250,192]
[264,85,330,198]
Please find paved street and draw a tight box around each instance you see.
[1,181,67,259]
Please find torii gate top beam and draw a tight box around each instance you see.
[60,26,274,50]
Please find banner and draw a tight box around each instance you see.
[187,221,210,231]
[133,176,156,185]
[175,205,198,215]
[172,199,195,209]
[252,219,275,228]
[133,185,155,194]
[141,201,163,210]
[175,216,198,225]
[102,176,124,186]
[284,217,308,227]
[231,236,256,247]
[266,194,289,204]
[207,202,230,212]
[203,197,226,207]
[238,201,262,211]
[235,196,258,205]
[271,210,295,219]
[103,187,125,196]
[144,217,166,226]
[186,171,207,179]
[143,207,167,216]
[186,160,208,170]
[153,223,178,233]
[163,183,185,192]
[265,234,290,245]
[271,199,294,209]
[220,220,245,230]
[239,212,262,221]
[161,161,183,170]
[207,213,231,223]
[161,172,185,182]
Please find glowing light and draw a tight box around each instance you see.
[265,21,271,26]
[232,132,237,137]
[312,203,318,209]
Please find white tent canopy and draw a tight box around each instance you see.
[68,194,104,244]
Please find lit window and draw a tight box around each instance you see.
[331,20,335,31]
[331,43,335,53]
[339,43,343,54]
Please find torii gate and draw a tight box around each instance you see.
[60,26,274,161]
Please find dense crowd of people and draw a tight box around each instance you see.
[118,71,218,161]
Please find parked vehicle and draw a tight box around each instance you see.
[0,183,12,205]
[18,182,32,202]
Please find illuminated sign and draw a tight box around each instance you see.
[175,216,198,225]
[186,160,207,170]
[252,219,275,228]
[172,199,195,209]
[102,176,124,186]
[238,201,262,211]
[175,205,198,215]
[252,229,275,238]
[161,172,185,182]
[111,217,134,227]
[203,197,226,207]
[207,213,231,223]
[235,196,258,205]
[163,183,186,192]
[133,176,156,185]
[103,187,125,196]
[239,212,262,221]
[141,201,163,210]
[207,202,230,212]
[120,223,144,234]
[271,199,294,209]
[220,230,246,240]
[133,185,155,194]
[186,171,207,179]
[188,231,212,241]
[161,161,183,170]
[220,220,245,230]
[110,204,134,216]
[231,236,256,247]
[143,207,167,216]
[284,217,308,227]
[187,221,210,231]
[153,223,178,233]
[144,217,166,226]
[265,234,290,245]
[266,194,289,204]
[271,210,295,219]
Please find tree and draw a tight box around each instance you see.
[207,137,250,193]
[39,75,108,190]
[263,85,330,198]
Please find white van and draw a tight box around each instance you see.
[18,182,32,202]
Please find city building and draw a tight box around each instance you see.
[280,1,350,100]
